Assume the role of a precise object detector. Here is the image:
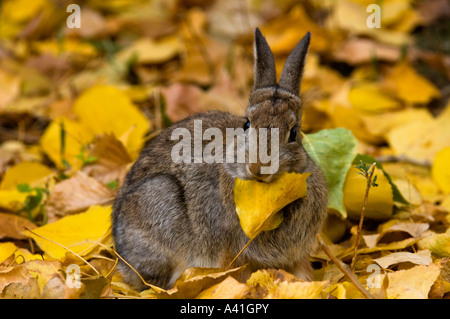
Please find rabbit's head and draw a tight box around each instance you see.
[224,28,311,183]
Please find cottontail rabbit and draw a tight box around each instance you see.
[112,28,328,290]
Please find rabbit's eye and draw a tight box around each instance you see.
[288,127,297,143]
[243,120,250,131]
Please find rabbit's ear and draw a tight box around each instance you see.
[253,28,277,90]
[278,32,311,96]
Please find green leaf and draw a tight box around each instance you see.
[17,184,32,193]
[302,128,358,218]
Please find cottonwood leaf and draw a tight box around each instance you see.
[72,85,150,160]
[234,172,310,240]
[0,162,53,190]
[302,127,357,218]
[24,205,112,260]
[343,166,394,220]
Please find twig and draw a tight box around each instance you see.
[96,242,164,293]
[351,162,377,271]
[23,227,100,276]
[317,235,374,299]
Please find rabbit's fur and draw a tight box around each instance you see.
[112,28,328,290]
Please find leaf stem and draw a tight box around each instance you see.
[351,162,377,271]
[317,235,374,299]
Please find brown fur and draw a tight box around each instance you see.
[112,28,328,290]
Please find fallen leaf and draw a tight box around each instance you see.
[0,189,28,211]
[386,263,441,298]
[82,133,132,185]
[196,276,250,299]
[72,85,150,159]
[115,36,180,65]
[418,228,450,258]
[234,172,310,240]
[349,82,401,114]
[24,205,112,260]
[0,161,53,190]
[387,102,450,162]
[383,61,441,104]
[157,266,246,299]
[0,242,17,264]
[302,128,358,218]
[246,269,327,299]
[0,212,36,240]
[343,166,394,220]
[40,116,93,170]
[45,171,115,219]
[373,250,432,269]
[432,147,450,194]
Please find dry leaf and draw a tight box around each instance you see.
[383,61,441,104]
[0,242,17,264]
[0,161,53,190]
[196,276,250,299]
[82,133,132,185]
[418,228,450,258]
[432,147,450,194]
[373,250,432,269]
[157,266,246,299]
[0,212,36,240]
[24,205,112,260]
[386,263,441,298]
[45,171,114,219]
[72,85,150,160]
[234,172,310,239]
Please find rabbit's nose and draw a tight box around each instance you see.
[248,163,273,182]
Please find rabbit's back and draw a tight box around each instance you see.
[112,111,247,289]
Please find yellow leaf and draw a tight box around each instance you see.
[14,248,45,264]
[23,260,61,294]
[267,280,327,299]
[383,61,441,104]
[196,276,249,299]
[262,6,330,56]
[234,172,310,239]
[0,162,53,190]
[72,85,150,159]
[246,269,327,299]
[25,205,112,260]
[40,117,93,170]
[349,82,400,114]
[115,36,180,64]
[0,242,17,264]
[432,147,450,194]
[0,190,28,211]
[418,229,450,258]
[343,167,394,220]
[387,102,450,162]
[387,263,441,299]
[32,39,97,59]
[324,281,364,299]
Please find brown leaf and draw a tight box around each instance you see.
[157,266,246,299]
[0,212,36,240]
[45,171,114,220]
[83,133,132,185]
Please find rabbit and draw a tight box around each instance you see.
[112,28,329,291]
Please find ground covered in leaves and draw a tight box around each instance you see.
[0,0,450,299]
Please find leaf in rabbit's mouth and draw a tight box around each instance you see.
[234,172,310,240]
